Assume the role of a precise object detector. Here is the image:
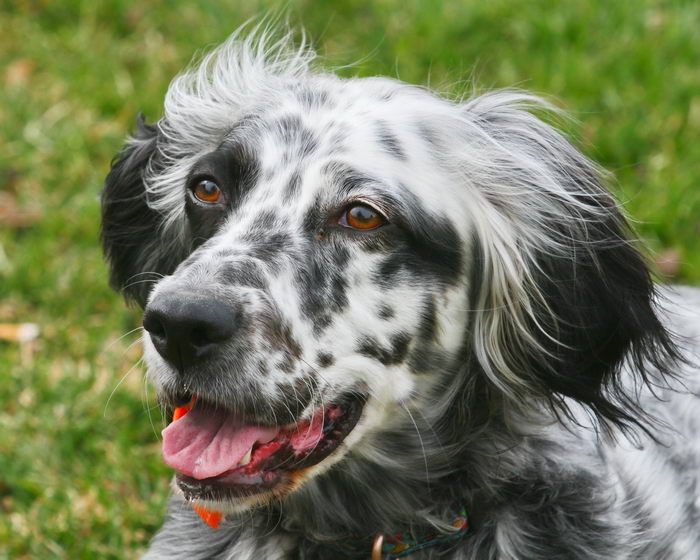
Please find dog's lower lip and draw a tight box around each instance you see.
[173,394,365,502]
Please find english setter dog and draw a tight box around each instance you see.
[101,29,700,559]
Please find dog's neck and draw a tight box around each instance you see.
[275,440,499,558]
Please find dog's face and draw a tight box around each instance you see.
[102,33,673,517]
[141,78,471,511]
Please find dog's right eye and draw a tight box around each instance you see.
[192,179,223,204]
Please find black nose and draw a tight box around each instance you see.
[143,297,237,371]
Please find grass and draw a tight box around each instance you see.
[1,0,698,557]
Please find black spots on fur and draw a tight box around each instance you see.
[408,347,449,375]
[296,247,348,335]
[302,193,324,234]
[247,231,293,265]
[269,321,302,360]
[375,189,462,288]
[417,297,438,343]
[390,332,412,364]
[330,274,348,309]
[273,114,320,162]
[321,161,378,200]
[296,195,353,334]
[316,352,335,368]
[406,297,448,374]
[217,261,267,290]
[276,352,296,374]
[357,332,411,366]
[376,121,407,160]
[256,359,269,377]
[380,90,396,102]
[377,304,395,320]
[283,169,302,202]
[295,86,331,109]
[416,121,441,149]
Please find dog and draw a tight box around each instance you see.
[101,28,700,559]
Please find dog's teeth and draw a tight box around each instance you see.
[239,448,253,466]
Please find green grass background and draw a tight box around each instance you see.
[1,0,698,557]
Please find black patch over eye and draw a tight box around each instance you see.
[339,204,386,230]
[191,179,224,204]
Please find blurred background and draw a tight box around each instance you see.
[1,0,698,557]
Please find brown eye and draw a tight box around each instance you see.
[341,204,386,230]
[192,179,222,203]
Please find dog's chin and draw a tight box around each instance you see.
[162,392,366,513]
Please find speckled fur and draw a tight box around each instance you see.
[101,27,700,560]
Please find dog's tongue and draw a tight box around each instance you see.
[162,406,278,480]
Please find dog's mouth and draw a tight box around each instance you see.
[161,394,365,504]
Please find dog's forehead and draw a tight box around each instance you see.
[222,77,467,226]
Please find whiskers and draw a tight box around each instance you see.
[103,327,147,417]
[122,271,165,293]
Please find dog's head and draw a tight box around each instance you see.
[102,31,676,517]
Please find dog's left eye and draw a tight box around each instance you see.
[192,179,223,204]
[339,204,386,230]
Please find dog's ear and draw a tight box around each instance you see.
[101,115,188,308]
[460,93,680,433]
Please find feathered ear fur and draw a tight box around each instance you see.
[101,115,189,307]
[458,93,680,433]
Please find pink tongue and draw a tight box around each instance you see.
[162,407,279,480]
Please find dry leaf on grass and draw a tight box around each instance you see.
[0,192,42,228]
[655,248,682,280]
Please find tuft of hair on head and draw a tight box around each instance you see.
[450,91,683,438]
[146,20,318,236]
[101,21,317,306]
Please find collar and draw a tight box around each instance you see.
[371,508,469,559]
[313,508,469,560]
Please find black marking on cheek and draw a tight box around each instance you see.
[407,347,449,375]
[378,304,395,320]
[317,352,335,368]
[275,323,302,359]
[246,232,293,265]
[390,332,412,363]
[332,246,350,268]
[331,275,348,309]
[357,332,411,366]
[296,208,352,335]
[376,121,407,160]
[298,251,347,336]
[277,352,296,374]
[374,189,462,288]
[218,263,267,290]
[417,297,438,342]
